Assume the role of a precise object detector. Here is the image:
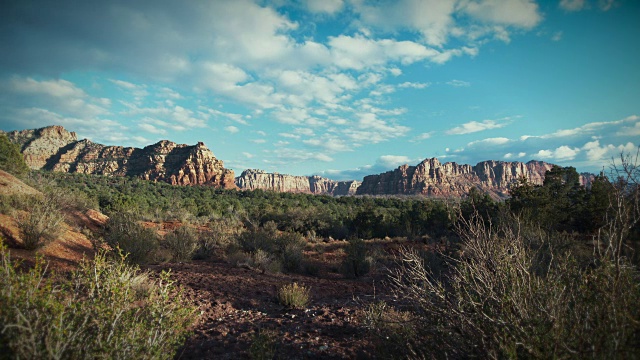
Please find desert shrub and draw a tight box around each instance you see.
[341,238,370,278]
[0,245,196,359]
[363,301,420,359]
[15,195,65,250]
[104,211,158,264]
[249,329,277,360]
[251,249,282,274]
[163,225,198,262]
[236,223,307,274]
[194,217,243,259]
[277,282,310,309]
[0,133,29,177]
[382,209,640,359]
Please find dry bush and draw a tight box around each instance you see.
[15,194,65,250]
[104,211,158,264]
[277,282,310,309]
[163,225,198,262]
[0,245,196,359]
[340,238,371,278]
[381,211,640,359]
[249,329,277,360]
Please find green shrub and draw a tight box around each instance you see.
[163,225,198,262]
[249,329,277,360]
[277,282,310,309]
[0,133,29,177]
[0,245,196,359]
[104,211,158,264]
[341,238,370,278]
[15,195,65,250]
[236,224,307,274]
[363,301,420,359]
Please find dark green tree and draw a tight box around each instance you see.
[0,134,29,177]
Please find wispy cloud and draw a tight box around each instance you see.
[446,117,513,135]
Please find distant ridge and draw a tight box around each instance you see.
[235,169,360,196]
[357,158,593,199]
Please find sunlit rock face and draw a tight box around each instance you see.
[235,169,359,196]
[356,158,586,199]
[5,125,236,189]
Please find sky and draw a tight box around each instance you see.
[0,0,638,181]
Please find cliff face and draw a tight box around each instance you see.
[356,158,559,198]
[5,125,78,169]
[5,126,236,189]
[235,169,359,196]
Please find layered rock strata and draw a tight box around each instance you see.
[4,126,236,189]
[235,169,360,196]
[356,158,561,198]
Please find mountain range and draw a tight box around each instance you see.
[3,125,591,198]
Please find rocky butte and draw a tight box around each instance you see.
[357,157,592,199]
[235,169,360,196]
[3,125,236,189]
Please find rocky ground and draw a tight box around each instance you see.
[0,169,429,359]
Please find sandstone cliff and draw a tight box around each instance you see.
[357,158,568,198]
[235,169,359,196]
[4,125,236,189]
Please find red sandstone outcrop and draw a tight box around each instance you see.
[356,158,562,198]
[235,169,359,196]
[4,126,236,189]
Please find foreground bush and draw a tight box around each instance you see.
[0,245,196,359]
[377,212,640,359]
[105,211,158,264]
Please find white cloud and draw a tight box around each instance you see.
[138,123,167,135]
[522,115,639,140]
[352,0,457,47]
[398,81,429,89]
[446,117,512,135]
[10,77,86,98]
[251,139,267,144]
[467,137,511,147]
[378,155,411,168]
[459,0,542,29]
[411,132,434,142]
[534,145,580,160]
[225,125,239,133]
[551,31,563,41]
[446,79,471,87]
[307,0,344,14]
[559,0,586,11]
[242,152,254,158]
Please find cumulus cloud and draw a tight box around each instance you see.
[378,155,411,168]
[534,145,580,160]
[559,0,586,11]
[224,125,239,134]
[446,117,513,135]
[411,132,434,142]
[459,0,542,29]
[398,81,430,89]
[307,0,344,14]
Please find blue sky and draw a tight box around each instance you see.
[0,0,638,180]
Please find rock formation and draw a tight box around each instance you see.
[356,158,585,199]
[4,125,236,189]
[235,169,359,196]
